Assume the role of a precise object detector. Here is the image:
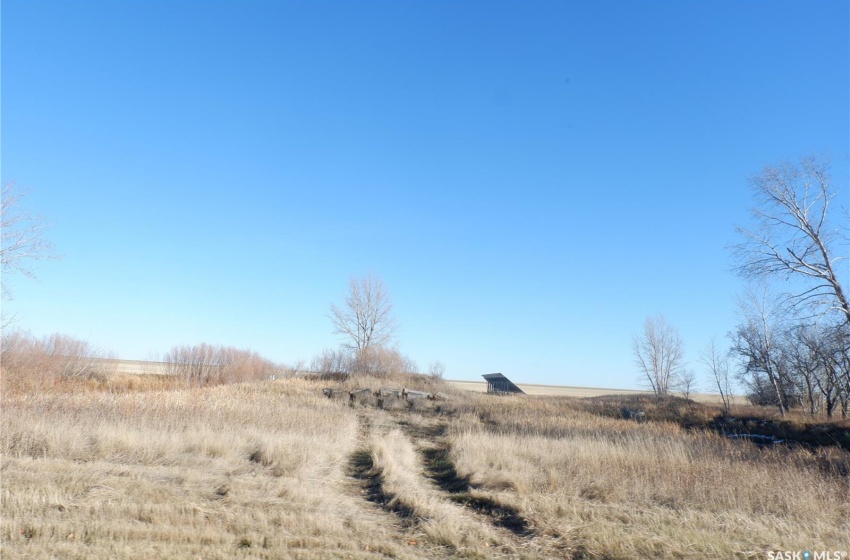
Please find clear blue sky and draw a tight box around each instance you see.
[2,1,848,389]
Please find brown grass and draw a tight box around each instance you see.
[2,375,848,559]
[448,395,850,557]
[2,380,425,559]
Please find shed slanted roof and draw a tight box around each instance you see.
[482,373,524,394]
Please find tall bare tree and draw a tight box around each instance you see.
[699,337,733,415]
[730,285,791,416]
[632,315,686,396]
[733,156,849,324]
[329,273,398,352]
[791,320,849,418]
[1,183,55,301]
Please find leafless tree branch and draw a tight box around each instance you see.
[733,156,849,324]
[329,273,398,352]
[699,337,733,415]
[632,315,686,396]
[1,183,57,301]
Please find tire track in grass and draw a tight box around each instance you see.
[348,414,420,528]
[397,417,536,538]
[348,448,418,527]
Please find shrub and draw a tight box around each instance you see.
[1,329,111,392]
[162,343,283,387]
[309,346,418,380]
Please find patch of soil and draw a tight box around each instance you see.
[348,450,417,525]
[418,442,535,538]
[420,446,473,494]
[395,419,447,440]
[449,494,534,537]
[396,418,538,538]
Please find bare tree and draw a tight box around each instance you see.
[674,369,698,401]
[733,156,849,324]
[329,273,398,352]
[782,324,824,415]
[632,315,686,396]
[1,183,56,300]
[699,337,734,415]
[831,324,850,418]
[2,183,56,327]
[428,360,446,380]
[730,285,791,416]
[798,320,849,418]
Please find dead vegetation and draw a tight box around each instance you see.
[447,395,850,558]
[581,393,850,452]
[1,370,848,559]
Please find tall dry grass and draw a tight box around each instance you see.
[361,422,505,555]
[1,380,435,559]
[447,395,850,558]
[2,369,848,559]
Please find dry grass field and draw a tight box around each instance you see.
[2,374,849,559]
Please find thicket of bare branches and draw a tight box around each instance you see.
[730,286,790,416]
[1,330,112,391]
[733,156,849,324]
[428,360,446,380]
[329,273,398,351]
[353,346,417,378]
[1,184,55,294]
[632,315,686,396]
[730,285,850,418]
[309,347,353,379]
[734,319,849,418]
[673,369,698,401]
[1,183,56,326]
[309,346,418,380]
[162,343,283,387]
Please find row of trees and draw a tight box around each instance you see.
[633,156,849,418]
[731,288,849,417]
[0,330,289,390]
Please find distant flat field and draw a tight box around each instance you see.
[446,379,727,404]
[99,360,727,404]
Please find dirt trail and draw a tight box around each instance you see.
[394,415,536,539]
[345,410,544,558]
[349,448,419,525]
[348,414,420,527]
